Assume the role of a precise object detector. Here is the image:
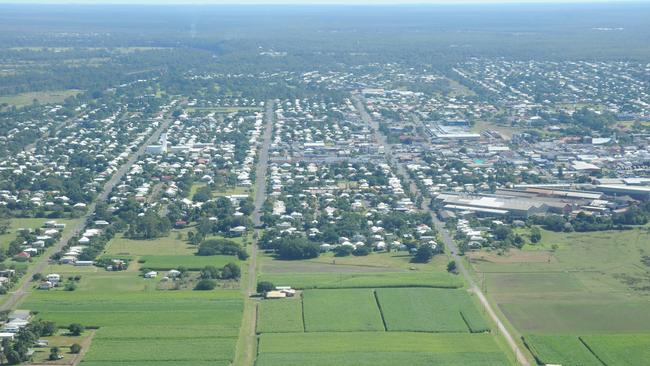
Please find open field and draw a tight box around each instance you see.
[0,89,81,107]
[470,228,650,334]
[257,298,304,333]
[375,288,488,333]
[104,233,195,256]
[302,289,384,332]
[257,332,511,366]
[259,271,462,289]
[139,254,238,271]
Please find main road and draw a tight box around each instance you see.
[352,93,531,366]
[0,113,174,312]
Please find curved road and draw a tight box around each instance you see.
[352,93,530,366]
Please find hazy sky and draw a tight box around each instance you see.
[0,0,643,4]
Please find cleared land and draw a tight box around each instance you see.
[257,299,304,333]
[257,332,511,366]
[302,289,384,332]
[376,288,488,333]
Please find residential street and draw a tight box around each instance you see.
[0,115,173,312]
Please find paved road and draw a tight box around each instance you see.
[0,116,173,312]
[352,93,531,366]
[238,100,274,366]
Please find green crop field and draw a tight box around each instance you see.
[302,289,384,332]
[375,288,488,333]
[257,299,304,333]
[582,334,650,366]
[22,273,243,365]
[139,254,239,270]
[524,335,602,366]
[257,332,511,366]
[258,271,461,290]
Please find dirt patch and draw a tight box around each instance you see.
[468,249,556,264]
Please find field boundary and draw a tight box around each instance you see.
[373,290,388,332]
[300,294,307,332]
[578,336,608,366]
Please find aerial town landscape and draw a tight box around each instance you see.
[0,1,649,365]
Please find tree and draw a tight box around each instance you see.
[530,227,542,243]
[68,323,84,336]
[447,260,457,273]
[49,347,60,361]
[70,343,82,354]
[256,281,275,294]
[277,237,319,260]
[334,245,353,257]
[220,262,241,280]
[40,321,58,337]
[194,279,217,291]
[352,245,371,256]
[413,245,433,263]
[200,265,220,280]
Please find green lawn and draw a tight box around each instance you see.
[302,289,384,332]
[257,299,304,333]
[376,288,488,333]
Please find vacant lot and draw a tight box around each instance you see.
[257,299,304,333]
[376,288,488,333]
[257,332,511,366]
[302,289,384,332]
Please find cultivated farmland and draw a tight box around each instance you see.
[524,335,602,366]
[375,288,488,333]
[257,332,511,366]
[581,334,650,366]
[257,299,304,333]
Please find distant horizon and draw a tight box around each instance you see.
[0,0,647,5]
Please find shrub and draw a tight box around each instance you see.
[194,279,217,291]
[257,281,275,294]
[70,343,82,354]
[68,323,84,336]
